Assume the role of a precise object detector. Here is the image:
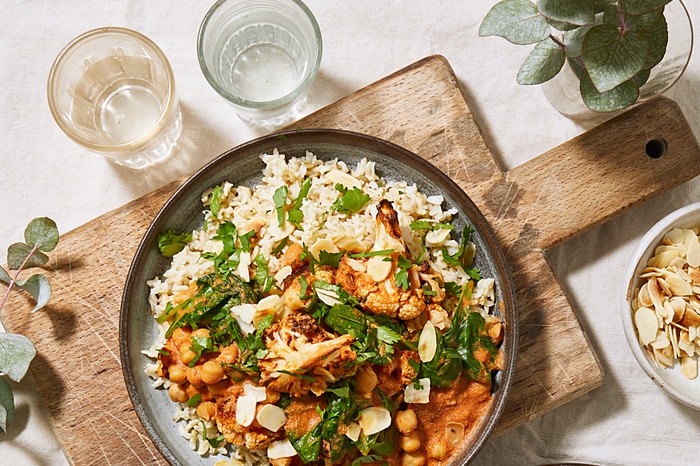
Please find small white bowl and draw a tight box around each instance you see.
[622,201,700,409]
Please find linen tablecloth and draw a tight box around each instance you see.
[1,1,699,465]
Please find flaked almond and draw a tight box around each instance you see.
[418,321,437,362]
[237,251,252,282]
[345,422,362,442]
[267,439,297,459]
[367,255,392,282]
[682,356,699,380]
[236,394,257,427]
[316,288,343,306]
[257,294,282,312]
[244,383,267,402]
[664,228,686,245]
[274,265,293,284]
[310,238,339,261]
[688,235,700,267]
[666,275,692,296]
[425,228,451,246]
[326,169,362,189]
[445,422,465,446]
[256,404,287,432]
[345,257,367,273]
[635,307,658,346]
[404,378,431,404]
[358,407,392,436]
[231,303,257,325]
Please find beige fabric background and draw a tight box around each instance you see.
[1,1,699,464]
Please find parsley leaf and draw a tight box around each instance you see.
[349,249,394,258]
[288,178,312,230]
[395,255,412,290]
[271,237,288,256]
[238,230,255,253]
[187,393,202,407]
[331,184,370,215]
[318,250,344,268]
[210,185,223,217]
[409,220,453,231]
[273,185,289,226]
[254,254,274,294]
[157,229,192,257]
[298,275,314,300]
[188,335,214,367]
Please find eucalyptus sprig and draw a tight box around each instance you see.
[0,217,59,432]
[479,0,672,112]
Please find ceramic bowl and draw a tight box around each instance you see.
[120,129,518,465]
[622,201,700,409]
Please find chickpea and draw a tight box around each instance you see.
[207,379,231,396]
[191,328,211,339]
[168,365,187,384]
[172,327,191,341]
[265,389,281,404]
[196,401,217,421]
[428,439,448,460]
[395,409,418,434]
[402,452,426,466]
[179,343,197,366]
[201,361,225,385]
[187,366,205,388]
[355,367,378,393]
[168,383,188,403]
[399,431,421,453]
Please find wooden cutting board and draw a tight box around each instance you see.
[3,55,700,465]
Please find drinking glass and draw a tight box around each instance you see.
[47,27,182,169]
[197,0,322,127]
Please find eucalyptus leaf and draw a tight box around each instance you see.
[15,274,51,313]
[626,9,664,32]
[7,243,48,270]
[563,25,592,58]
[538,0,596,26]
[24,217,59,253]
[0,266,10,286]
[547,18,579,31]
[0,333,36,382]
[568,55,586,78]
[633,68,651,87]
[642,14,668,70]
[582,25,649,92]
[479,0,550,45]
[622,0,671,16]
[517,38,566,84]
[580,70,640,111]
[0,401,6,433]
[0,378,14,432]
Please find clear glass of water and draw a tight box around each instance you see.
[47,27,182,169]
[197,0,322,127]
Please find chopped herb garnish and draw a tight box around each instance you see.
[238,229,255,253]
[330,184,370,215]
[187,393,202,408]
[349,249,394,258]
[273,185,289,226]
[210,185,223,217]
[288,178,312,230]
[422,288,437,297]
[444,281,463,297]
[156,302,175,324]
[409,220,454,231]
[157,229,192,257]
[318,250,344,268]
[188,335,214,367]
[207,434,225,448]
[254,254,274,294]
[298,275,313,300]
[394,255,412,290]
[271,236,288,256]
[157,348,170,356]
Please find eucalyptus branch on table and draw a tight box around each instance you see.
[0,217,58,432]
[479,0,672,112]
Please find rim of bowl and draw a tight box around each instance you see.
[119,128,518,465]
[196,0,323,110]
[621,200,700,409]
[46,26,178,152]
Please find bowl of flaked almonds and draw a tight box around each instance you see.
[624,202,700,409]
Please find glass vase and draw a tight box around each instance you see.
[541,0,693,120]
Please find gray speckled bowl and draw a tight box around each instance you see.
[120,129,517,465]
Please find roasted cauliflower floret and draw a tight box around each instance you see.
[335,200,426,320]
[258,313,356,396]
[283,265,335,311]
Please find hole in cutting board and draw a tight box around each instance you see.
[645,138,667,159]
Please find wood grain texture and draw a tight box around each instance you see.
[2,55,699,465]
